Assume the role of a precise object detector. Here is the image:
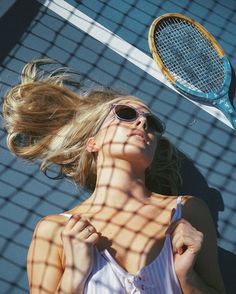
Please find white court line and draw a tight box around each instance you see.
[37,0,232,128]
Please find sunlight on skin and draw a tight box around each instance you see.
[26,99,226,293]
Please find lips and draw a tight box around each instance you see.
[129,130,147,142]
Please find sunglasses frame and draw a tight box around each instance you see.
[94,103,166,136]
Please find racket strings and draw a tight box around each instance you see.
[154,18,225,93]
[156,19,222,74]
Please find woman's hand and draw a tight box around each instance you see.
[60,215,99,292]
[168,211,204,280]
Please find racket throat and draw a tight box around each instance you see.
[213,96,234,114]
[213,95,236,128]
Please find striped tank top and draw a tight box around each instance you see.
[61,196,182,294]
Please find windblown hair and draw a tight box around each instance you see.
[3,60,181,195]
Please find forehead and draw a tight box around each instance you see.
[116,98,151,112]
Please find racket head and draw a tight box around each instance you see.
[148,13,231,104]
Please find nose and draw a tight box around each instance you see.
[135,115,148,130]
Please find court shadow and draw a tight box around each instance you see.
[0,0,41,64]
[179,151,236,294]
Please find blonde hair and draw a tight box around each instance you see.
[3,60,181,195]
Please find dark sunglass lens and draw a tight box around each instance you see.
[147,116,164,133]
[115,106,137,120]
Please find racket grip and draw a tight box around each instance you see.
[213,96,236,129]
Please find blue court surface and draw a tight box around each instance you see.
[0,0,236,293]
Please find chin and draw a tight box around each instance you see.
[111,146,153,167]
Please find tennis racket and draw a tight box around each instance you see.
[148,13,236,129]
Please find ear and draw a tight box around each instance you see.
[86,137,99,153]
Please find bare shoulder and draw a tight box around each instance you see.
[150,193,208,212]
[27,214,70,269]
[181,195,210,215]
[180,197,226,293]
[181,195,215,232]
[33,214,69,243]
[182,195,208,212]
[33,199,90,240]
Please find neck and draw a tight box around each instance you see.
[88,158,151,211]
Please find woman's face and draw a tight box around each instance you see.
[90,98,161,169]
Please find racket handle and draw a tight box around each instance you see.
[213,95,236,129]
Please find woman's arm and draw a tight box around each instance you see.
[27,214,98,294]
[170,196,226,294]
[27,215,65,293]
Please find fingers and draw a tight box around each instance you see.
[168,218,193,236]
[78,225,96,239]
[62,215,99,244]
[169,218,204,255]
[64,214,82,229]
[67,217,90,234]
[172,234,199,255]
[86,232,100,245]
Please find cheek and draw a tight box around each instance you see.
[95,124,128,152]
[96,123,158,161]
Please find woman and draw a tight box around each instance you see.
[3,60,225,293]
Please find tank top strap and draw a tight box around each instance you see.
[171,195,182,223]
[60,213,72,219]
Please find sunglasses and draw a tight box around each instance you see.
[95,104,165,135]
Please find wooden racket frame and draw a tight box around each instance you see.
[148,13,225,84]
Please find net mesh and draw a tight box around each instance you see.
[154,17,226,93]
[0,0,236,293]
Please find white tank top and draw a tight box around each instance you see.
[61,196,182,294]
